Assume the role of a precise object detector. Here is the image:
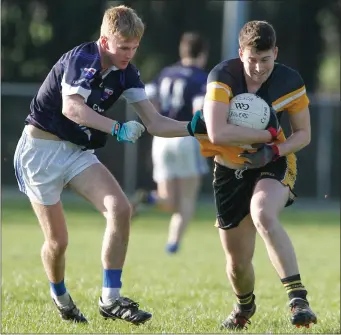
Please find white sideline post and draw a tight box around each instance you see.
[221,1,249,60]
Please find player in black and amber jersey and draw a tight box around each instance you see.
[194,21,316,329]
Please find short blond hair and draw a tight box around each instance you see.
[100,5,144,40]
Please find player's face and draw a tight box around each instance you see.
[239,47,278,84]
[198,51,208,68]
[100,34,140,70]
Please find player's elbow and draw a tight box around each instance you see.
[145,119,158,136]
[62,95,84,122]
[62,105,78,121]
[300,129,311,148]
[304,132,311,147]
[208,133,222,145]
[208,133,224,145]
[208,129,233,145]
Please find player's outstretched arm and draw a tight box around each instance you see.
[62,94,145,143]
[63,94,116,134]
[131,99,190,137]
[203,100,272,146]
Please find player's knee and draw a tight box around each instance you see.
[44,238,68,257]
[250,206,277,234]
[104,198,132,222]
[159,198,177,212]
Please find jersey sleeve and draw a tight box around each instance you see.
[121,65,148,103]
[272,69,309,114]
[61,55,100,101]
[205,62,234,104]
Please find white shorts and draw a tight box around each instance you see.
[13,129,100,205]
[152,136,209,183]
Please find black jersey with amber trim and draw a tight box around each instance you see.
[199,58,309,165]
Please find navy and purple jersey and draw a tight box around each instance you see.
[145,62,207,122]
[25,42,147,149]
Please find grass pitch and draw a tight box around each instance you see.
[1,198,340,334]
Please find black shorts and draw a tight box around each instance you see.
[213,154,297,230]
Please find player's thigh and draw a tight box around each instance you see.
[14,131,66,205]
[176,176,201,207]
[251,178,289,218]
[30,200,68,247]
[156,178,178,211]
[213,162,256,230]
[219,214,256,263]
[250,155,297,217]
[67,162,131,219]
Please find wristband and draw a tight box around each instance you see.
[111,121,121,136]
[267,127,278,141]
[271,144,280,161]
[187,122,194,136]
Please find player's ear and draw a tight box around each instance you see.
[99,36,109,50]
[273,46,278,60]
[238,48,243,61]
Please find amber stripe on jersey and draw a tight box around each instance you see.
[205,81,232,104]
[281,153,297,190]
[272,85,309,114]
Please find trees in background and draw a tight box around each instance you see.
[2,0,339,91]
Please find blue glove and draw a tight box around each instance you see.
[111,121,145,143]
[187,110,208,136]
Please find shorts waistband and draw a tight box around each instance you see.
[22,128,80,149]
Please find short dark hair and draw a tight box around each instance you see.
[179,32,209,59]
[239,21,276,51]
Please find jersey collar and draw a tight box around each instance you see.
[95,41,121,76]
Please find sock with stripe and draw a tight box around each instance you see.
[281,274,308,300]
[102,269,122,305]
[50,279,71,307]
[236,291,255,311]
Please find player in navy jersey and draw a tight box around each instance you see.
[132,32,209,254]
[13,5,200,324]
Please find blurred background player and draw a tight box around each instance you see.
[132,32,210,254]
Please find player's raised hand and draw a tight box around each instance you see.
[266,107,281,140]
[112,120,145,143]
[187,110,208,136]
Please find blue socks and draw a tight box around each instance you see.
[50,279,66,296]
[50,279,70,307]
[103,269,122,288]
[147,192,157,205]
[102,269,122,304]
[166,243,179,254]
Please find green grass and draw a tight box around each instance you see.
[1,199,340,334]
